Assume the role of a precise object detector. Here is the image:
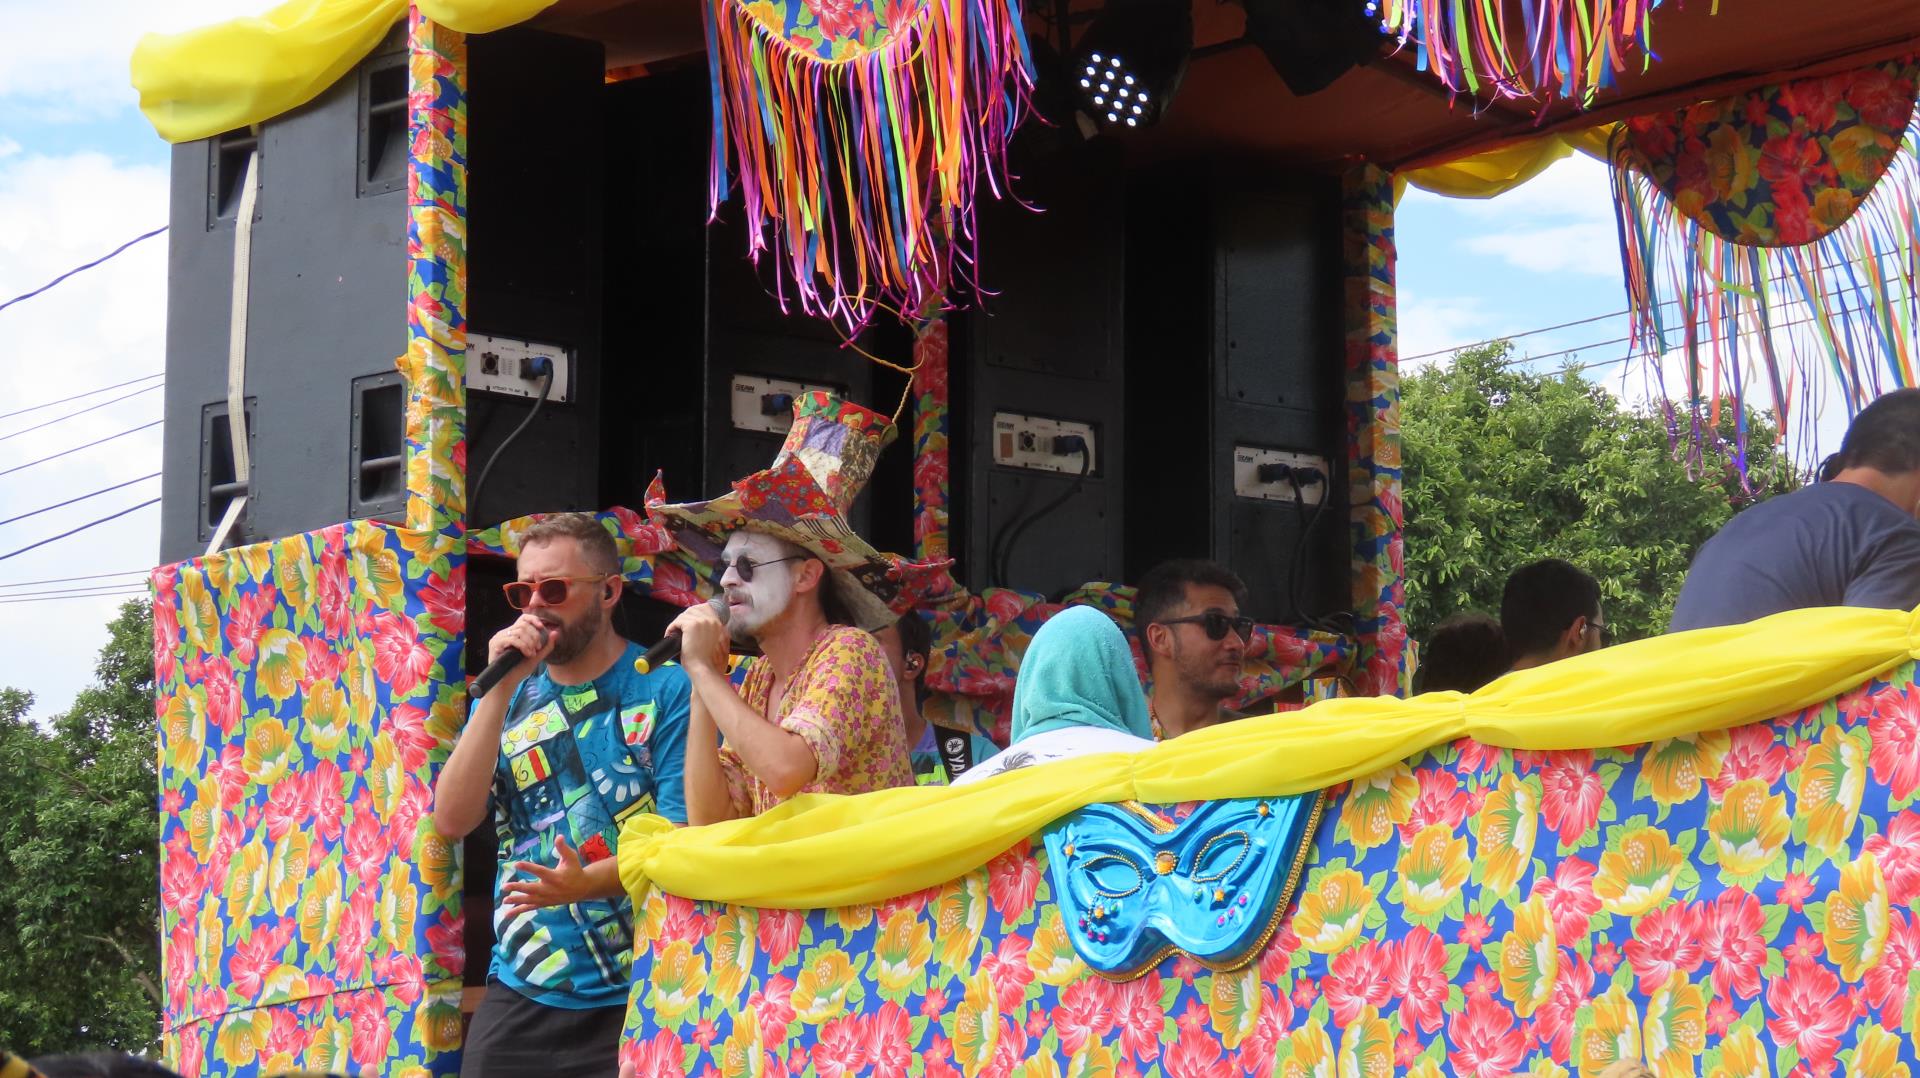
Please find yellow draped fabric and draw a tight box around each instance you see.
[130,0,556,144]
[1394,125,1616,202]
[620,604,1920,909]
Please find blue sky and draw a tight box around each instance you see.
[0,3,1850,718]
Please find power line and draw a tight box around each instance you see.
[0,498,160,562]
[0,587,148,605]
[0,419,163,479]
[0,227,169,317]
[0,473,160,527]
[0,372,163,424]
[1407,243,1920,365]
[0,582,150,600]
[0,569,151,589]
[0,384,164,443]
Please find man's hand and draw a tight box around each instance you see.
[666,601,731,674]
[487,613,556,695]
[498,836,620,916]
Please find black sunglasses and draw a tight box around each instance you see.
[1157,611,1255,642]
[725,553,807,582]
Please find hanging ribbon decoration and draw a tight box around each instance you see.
[705,0,1036,329]
[1374,0,1663,105]
[1611,58,1920,477]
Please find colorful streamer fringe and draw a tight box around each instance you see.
[1376,0,1661,105]
[705,0,1035,329]
[1612,61,1920,477]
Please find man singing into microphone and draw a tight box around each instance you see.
[431,512,690,1078]
[653,392,914,821]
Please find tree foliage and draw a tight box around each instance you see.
[1402,342,1798,644]
[0,600,161,1053]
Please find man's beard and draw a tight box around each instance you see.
[725,579,792,640]
[540,612,600,665]
[1175,645,1240,700]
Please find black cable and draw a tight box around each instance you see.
[0,384,164,443]
[0,498,160,562]
[0,569,149,589]
[1284,469,1332,627]
[0,226,168,316]
[0,473,160,527]
[0,419,163,479]
[0,372,162,423]
[469,360,554,522]
[993,442,1092,585]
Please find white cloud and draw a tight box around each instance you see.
[0,0,270,117]
[1461,222,1622,277]
[1397,294,1495,371]
[0,136,19,158]
[0,149,170,720]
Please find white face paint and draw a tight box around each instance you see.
[720,531,798,640]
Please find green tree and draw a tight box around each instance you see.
[0,600,161,1053]
[1402,341,1798,644]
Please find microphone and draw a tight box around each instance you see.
[471,625,549,701]
[636,597,730,674]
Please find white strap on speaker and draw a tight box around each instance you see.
[204,146,259,557]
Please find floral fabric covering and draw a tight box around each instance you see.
[154,521,468,1077]
[1615,59,1919,248]
[618,658,1920,1078]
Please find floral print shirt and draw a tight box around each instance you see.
[720,625,914,815]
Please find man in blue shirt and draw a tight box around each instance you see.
[432,513,690,1078]
[1671,389,1920,632]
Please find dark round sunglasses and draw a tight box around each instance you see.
[1157,611,1255,642]
[725,553,808,582]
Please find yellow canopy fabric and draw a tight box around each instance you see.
[620,603,1920,909]
[1395,124,1616,203]
[131,0,557,144]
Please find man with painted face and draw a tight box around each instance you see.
[1135,559,1252,738]
[670,529,914,821]
[431,512,691,1078]
[651,392,916,822]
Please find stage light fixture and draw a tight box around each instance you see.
[1237,0,1383,97]
[1069,0,1191,132]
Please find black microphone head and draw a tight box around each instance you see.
[709,594,732,626]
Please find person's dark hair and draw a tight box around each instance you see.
[893,609,934,706]
[520,511,620,576]
[1500,558,1600,661]
[1414,613,1507,694]
[1135,559,1249,640]
[1824,388,1920,478]
[895,607,932,662]
[812,562,857,626]
[30,1054,183,1078]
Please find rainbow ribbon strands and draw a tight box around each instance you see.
[1611,59,1920,477]
[704,0,1035,329]
[1376,0,1663,105]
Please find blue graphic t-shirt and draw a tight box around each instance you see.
[487,641,690,1008]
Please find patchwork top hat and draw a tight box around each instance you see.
[648,391,901,631]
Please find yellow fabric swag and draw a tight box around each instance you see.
[131,0,557,144]
[620,604,1920,909]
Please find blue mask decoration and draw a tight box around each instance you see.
[1041,794,1325,980]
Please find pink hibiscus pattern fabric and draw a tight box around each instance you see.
[154,521,468,1076]
[622,659,1920,1077]
[1615,59,1920,247]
